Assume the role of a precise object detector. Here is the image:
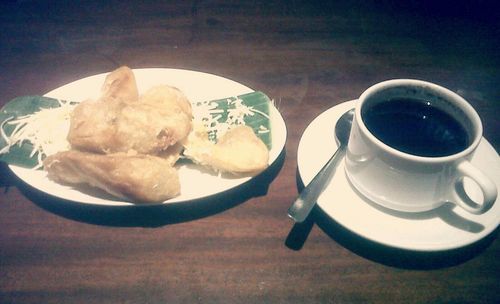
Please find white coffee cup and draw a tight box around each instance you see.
[345,79,497,214]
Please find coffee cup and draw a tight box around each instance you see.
[345,79,497,214]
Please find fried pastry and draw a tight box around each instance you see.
[140,85,192,119]
[43,150,180,203]
[67,85,192,154]
[100,66,139,102]
[184,125,269,176]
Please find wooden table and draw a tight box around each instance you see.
[1,1,498,303]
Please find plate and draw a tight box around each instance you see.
[297,100,500,251]
[9,68,287,206]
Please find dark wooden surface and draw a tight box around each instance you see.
[1,1,499,303]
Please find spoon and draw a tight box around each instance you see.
[288,108,355,223]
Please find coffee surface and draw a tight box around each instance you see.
[362,97,470,157]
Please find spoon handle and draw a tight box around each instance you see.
[288,145,346,223]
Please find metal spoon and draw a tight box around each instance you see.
[288,108,355,223]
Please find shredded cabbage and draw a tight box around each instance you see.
[0,99,76,169]
[192,95,270,143]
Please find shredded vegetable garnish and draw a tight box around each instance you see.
[258,125,270,134]
[0,99,76,169]
[192,95,270,142]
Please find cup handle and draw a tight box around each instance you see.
[452,160,497,214]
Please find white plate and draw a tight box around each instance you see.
[9,68,287,206]
[297,100,500,251]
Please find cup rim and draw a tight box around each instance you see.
[356,79,483,163]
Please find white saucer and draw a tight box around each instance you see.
[297,100,500,251]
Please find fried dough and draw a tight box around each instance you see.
[67,85,192,154]
[184,125,269,176]
[100,66,139,102]
[140,85,192,118]
[44,150,180,203]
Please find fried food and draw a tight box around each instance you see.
[140,85,192,119]
[184,125,269,176]
[44,150,180,203]
[42,66,271,203]
[127,85,192,149]
[67,85,192,155]
[100,66,139,102]
[156,140,186,166]
[66,97,121,153]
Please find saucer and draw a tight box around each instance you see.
[297,100,500,251]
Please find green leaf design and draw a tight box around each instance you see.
[0,96,63,168]
[195,91,272,149]
[0,91,273,168]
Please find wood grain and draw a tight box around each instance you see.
[0,1,498,303]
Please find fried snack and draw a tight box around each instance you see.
[129,85,192,148]
[43,150,180,203]
[66,97,121,153]
[67,85,193,155]
[156,140,186,166]
[184,125,269,176]
[140,85,192,119]
[100,66,139,102]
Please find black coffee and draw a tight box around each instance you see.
[362,97,470,157]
